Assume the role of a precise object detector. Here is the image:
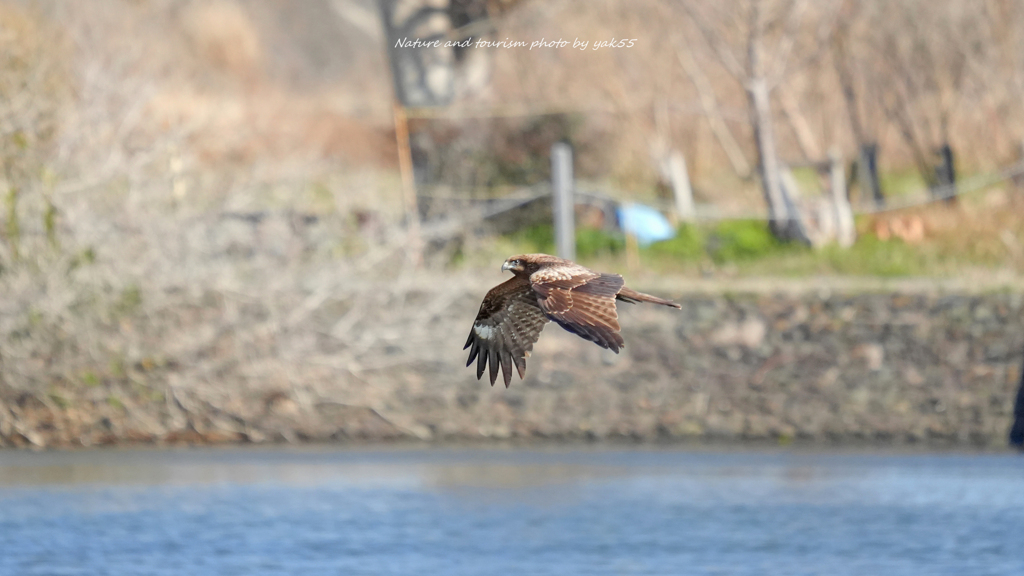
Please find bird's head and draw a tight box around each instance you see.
[502,254,549,276]
[501,254,559,276]
[501,256,527,275]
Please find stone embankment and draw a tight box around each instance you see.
[1,285,1021,448]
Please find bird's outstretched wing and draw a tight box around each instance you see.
[464,276,549,387]
[529,267,626,353]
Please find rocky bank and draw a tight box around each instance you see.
[1,285,1022,449]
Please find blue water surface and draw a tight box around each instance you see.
[0,447,1022,576]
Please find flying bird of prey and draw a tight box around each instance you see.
[465,253,681,387]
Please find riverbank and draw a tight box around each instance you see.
[2,277,1021,450]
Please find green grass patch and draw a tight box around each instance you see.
[80,371,101,387]
[508,223,554,253]
[644,220,802,264]
[878,170,929,197]
[576,227,625,258]
[644,224,705,261]
[654,221,953,276]
[498,214,989,277]
[789,167,822,194]
[817,234,930,276]
[508,224,625,259]
[705,220,797,263]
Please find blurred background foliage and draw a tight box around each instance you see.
[0,0,1022,276]
[501,218,962,277]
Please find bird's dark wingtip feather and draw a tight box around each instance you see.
[514,356,526,379]
[476,353,486,379]
[499,353,512,388]
[488,349,499,386]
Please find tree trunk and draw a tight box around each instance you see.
[749,78,785,220]
[746,1,809,244]
[748,77,810,244]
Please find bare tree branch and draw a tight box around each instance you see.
[769,0,809,81]
[674,39,753,177]
[679,1,748,83]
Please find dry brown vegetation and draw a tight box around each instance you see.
[0,0,409,442]
[429,0,1024,200]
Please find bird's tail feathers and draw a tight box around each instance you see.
[616,287,681,309]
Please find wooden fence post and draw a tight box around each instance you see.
[393,103,422,265]
[858,143,883,207]
[551,142,575,261]
[934,144,957,201]
[668,150,695,223]
[830,148,855,247]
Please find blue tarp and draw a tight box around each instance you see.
[616,203,676,246]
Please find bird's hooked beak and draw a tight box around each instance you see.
[500,260,513,273]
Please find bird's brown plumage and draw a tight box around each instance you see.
[465,253,681,387]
